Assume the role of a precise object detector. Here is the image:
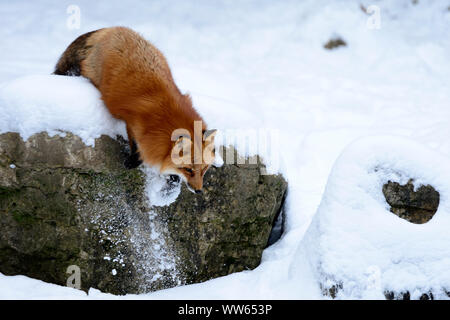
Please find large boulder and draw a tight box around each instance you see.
[0,131,287,294]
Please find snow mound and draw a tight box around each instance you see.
[0,75,126,146]
[143,166,181,207]
[292,136,450,299]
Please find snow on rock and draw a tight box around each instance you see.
[0,75,126,146]
[143,166,182,207]
[292,136,450,299]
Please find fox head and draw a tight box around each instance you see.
[161,126,217,194]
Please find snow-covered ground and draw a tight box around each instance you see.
[0,0,449,299]
[296,136,450,299]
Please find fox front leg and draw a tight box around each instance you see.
[124,139,143,169]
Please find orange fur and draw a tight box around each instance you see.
[55,27,215,192]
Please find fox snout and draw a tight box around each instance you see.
[168,169,204,194]
[165,162,212,194]
[180,168,205,194]
[186,175,203,194]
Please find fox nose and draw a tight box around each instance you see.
[195,189,203,194]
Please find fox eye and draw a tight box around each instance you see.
[183,167,194,174]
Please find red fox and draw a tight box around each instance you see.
[54,26,216,193]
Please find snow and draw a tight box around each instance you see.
[143,166,182,207]
[0,274,88,300]
[292,136,450,299]
[0,75,126,146]
[0,0,450,299]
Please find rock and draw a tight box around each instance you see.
[382,181,440,300]
[384,290,434,300]
[323,37,346,50]
[155,146,287,284]
[382,180,439,224]
[320,179,441,299]
[0,132,287,294]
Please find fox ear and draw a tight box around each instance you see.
[203,129,217,140]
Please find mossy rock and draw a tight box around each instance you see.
[0,132,287,294]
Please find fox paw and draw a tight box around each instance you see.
[166,174,181,188]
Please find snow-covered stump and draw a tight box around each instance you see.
[0,131,287,294]
[292,136,450,300]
